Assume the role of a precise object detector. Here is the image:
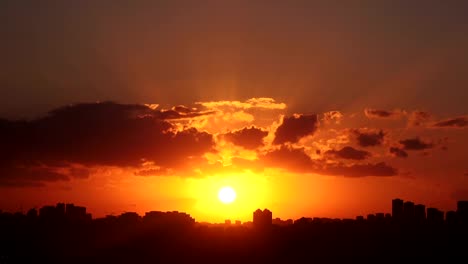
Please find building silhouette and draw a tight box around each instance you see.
[392,198,404,222]
[457,200,468,224]
[143,210,195,227]
[253,208,272,228]
[26,208,38,219]
[414,204,426,223]
[403,201,415,222]
[2,199,468,262]
[446,211,457,225]
[427,207,444,224]
[65,203,89,222]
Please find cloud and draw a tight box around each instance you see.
[407,111,431,127]
[353,129,385,147]
[0,162,70,187]
[260,146,318,173]
[399,137,433,151]
[189,98,287,133]
[157,107,215,120]
[273,114,319,144]
[364,108,404,119]
[134,167,169,177]
[325,146,371,160]
[433,116,468,128]
[0,102,215,186]
[254,147,397,177]
[322,111,343,124]
[197,97,286,110]
[389,147,408,158]
[223,126,268,150]
[324,162,398,177]
[172,105,195,114]
[68,167,92,179]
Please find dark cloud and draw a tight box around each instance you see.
[399,138,433,151]
[325,146,371,160]
[389,147,408,158]
[0,102,215,186]
[364,108,403,119]
[68,167,91,179]
[172,105,195,114]
[254,147,397,177]
[433,116,468,128]
[353,129,385,147]
[134,168,169,177]
[0,163,69,187]
[324,162,398,178]
[260,146,318,173]
[408,111,431,127]
[223,126,268,150]
[273,114,319,145]
[158,106,215,120]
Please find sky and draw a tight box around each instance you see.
[1,1,467,223]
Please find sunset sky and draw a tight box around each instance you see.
[1,1,467,223]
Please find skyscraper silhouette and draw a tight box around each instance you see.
[392,198,404,222]
[403,201,415,222]
[253,209,272,228]
[414,204,426,223]
[457,201,468,224]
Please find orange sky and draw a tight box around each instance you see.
[1,98,467,223]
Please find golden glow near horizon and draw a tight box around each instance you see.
[186,172,272,222]
[218,186,236,204]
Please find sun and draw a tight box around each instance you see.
[218,186,236,204]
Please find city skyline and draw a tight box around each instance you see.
[2,198,467,262]
[2,198,467,225]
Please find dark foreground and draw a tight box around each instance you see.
[1,213,468,264]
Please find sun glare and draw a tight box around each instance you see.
[218,186,236,204]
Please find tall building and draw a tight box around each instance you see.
[375,213,385,222]
[392,198,404,221]
[66,203,87,222]
[427,208,444,224]
[414,204,426,222]
[253,209,262,226]
[457,200,468,224]
[264,209,272,225]
[143,210,195,227]
[26,208,38,219]
[253,209,272,228]
[366,214,375,222]
[56,203,66,217]
[403,201,415,222]
[446,211,457,225]
[39,205,59,221]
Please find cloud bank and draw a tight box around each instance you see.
[1,98,465,187]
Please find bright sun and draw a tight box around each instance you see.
[218,186,236,204]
